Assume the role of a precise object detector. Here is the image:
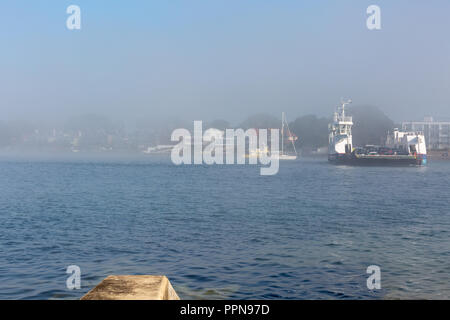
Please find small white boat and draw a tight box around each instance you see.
[273,154,298,160]
[143,144,174,154]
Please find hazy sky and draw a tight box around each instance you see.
[1,0,449,124]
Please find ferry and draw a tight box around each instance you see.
[328,99,427,166]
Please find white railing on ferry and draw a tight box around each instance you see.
[338,116,352,122]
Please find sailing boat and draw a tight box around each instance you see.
[273,112,298,160]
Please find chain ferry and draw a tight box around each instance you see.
[328,100,427,166]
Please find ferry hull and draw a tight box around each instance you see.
[328,154,426,166]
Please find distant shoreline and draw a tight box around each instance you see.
[427,150,450,161]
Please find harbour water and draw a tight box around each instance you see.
[0,155,449,299]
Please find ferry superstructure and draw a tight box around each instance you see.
[328,99,354,162]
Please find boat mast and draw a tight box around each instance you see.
[281,112,285,155]
[286,120,298,156]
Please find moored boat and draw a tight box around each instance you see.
[278,112,298,160]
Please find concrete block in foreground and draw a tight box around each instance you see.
[81,275,180,300]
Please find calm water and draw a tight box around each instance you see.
[0,155,449,299]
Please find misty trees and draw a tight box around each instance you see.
[239,114,280,130]
[0,106,396,153]
[237,113,328,152]
[236,108,395,152]
[288,106,395,151]
[348,105,394,147]
[0,122,12,147]
[289,115,329,150]
[0,121,35,148]
[64,114,126,151]
[204,119,230,131]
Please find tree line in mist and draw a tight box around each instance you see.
[0,105,395,152]
[207,105,395,150]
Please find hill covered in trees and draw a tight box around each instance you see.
[289,115,329,150]
[288,105,395,150]
[347,105,395,147]
[220,106,395,151]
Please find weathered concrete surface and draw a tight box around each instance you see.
[81,275,180,300]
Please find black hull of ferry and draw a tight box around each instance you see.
[328,154,426,166]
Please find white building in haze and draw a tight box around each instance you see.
[402,117,450,150]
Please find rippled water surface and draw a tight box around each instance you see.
[0,155,449,299]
